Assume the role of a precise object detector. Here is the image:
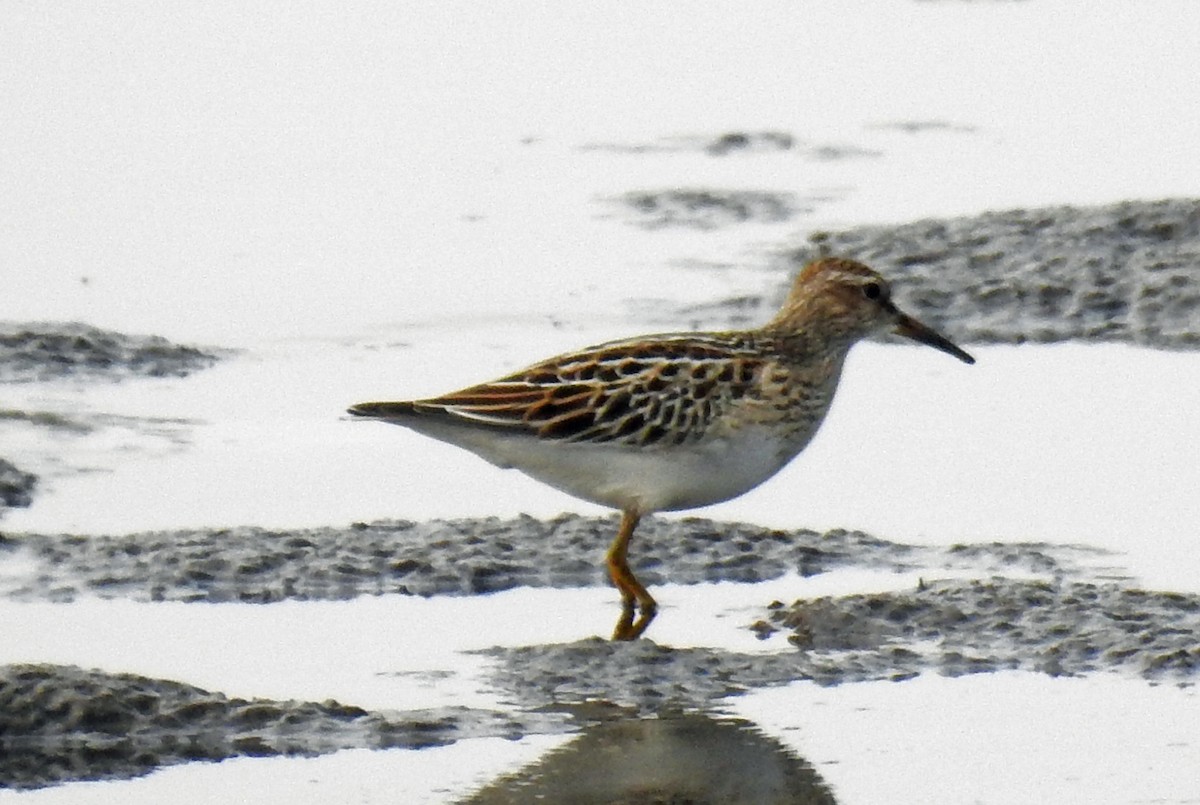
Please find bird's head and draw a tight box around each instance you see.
[767,257,975,364]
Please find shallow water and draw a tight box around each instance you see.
[4,342,1198,594]
[3,0,1200,801]
[5,1,1200,345]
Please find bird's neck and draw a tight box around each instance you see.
[755,325,860,366]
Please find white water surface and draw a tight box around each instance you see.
[3,0,1199,802]
[3,0,1200,345]
[732,673,1200,805]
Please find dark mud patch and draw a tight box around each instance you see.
[868,119,977,134]
[0,663,562,790]
[483,580,1200,714]
[0,409,93,434]
[2,515,1194,791]
[677,198,1200,349]
[582,130,881,162]
[699,131,797,157]
[0,515,1110,604]
[582,130,796,156]
[808,198,1200,348]
[613,189,803,230]
[0,458,37,509]
[756,578,1200,679]
[705,131,795,156]
[0,322,224,382]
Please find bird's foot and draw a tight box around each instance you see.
[611,598,657,641]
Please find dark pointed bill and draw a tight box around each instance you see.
[893,314,975,364]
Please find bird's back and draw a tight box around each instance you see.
[347,330,850,512]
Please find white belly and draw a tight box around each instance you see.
[441,424,810,514]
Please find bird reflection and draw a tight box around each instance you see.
[462,710,838,804]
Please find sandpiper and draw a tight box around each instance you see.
[349,257,974,640]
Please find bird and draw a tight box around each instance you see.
[348,257,974,640]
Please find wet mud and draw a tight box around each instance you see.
[584,128,882,162]
[811,198,1200,349]
[0,323,223,511]
[3,514,1196,790]
[0,515,1108,604]
[4,197,1200,792]
[597,128,883,230]
[614,189,803,230]
[0,459,37,510]
[0,663,563,791]
[483,583,1200,715]
[0,322,223,383]
[683,197,1200,349]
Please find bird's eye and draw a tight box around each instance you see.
[863,282,883,300]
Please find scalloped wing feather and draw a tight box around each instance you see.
[409,335,767,447]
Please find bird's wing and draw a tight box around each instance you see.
[406,334,768,447]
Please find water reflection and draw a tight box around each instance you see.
[462,709,837,804]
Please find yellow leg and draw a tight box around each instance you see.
[606,510,657,640]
